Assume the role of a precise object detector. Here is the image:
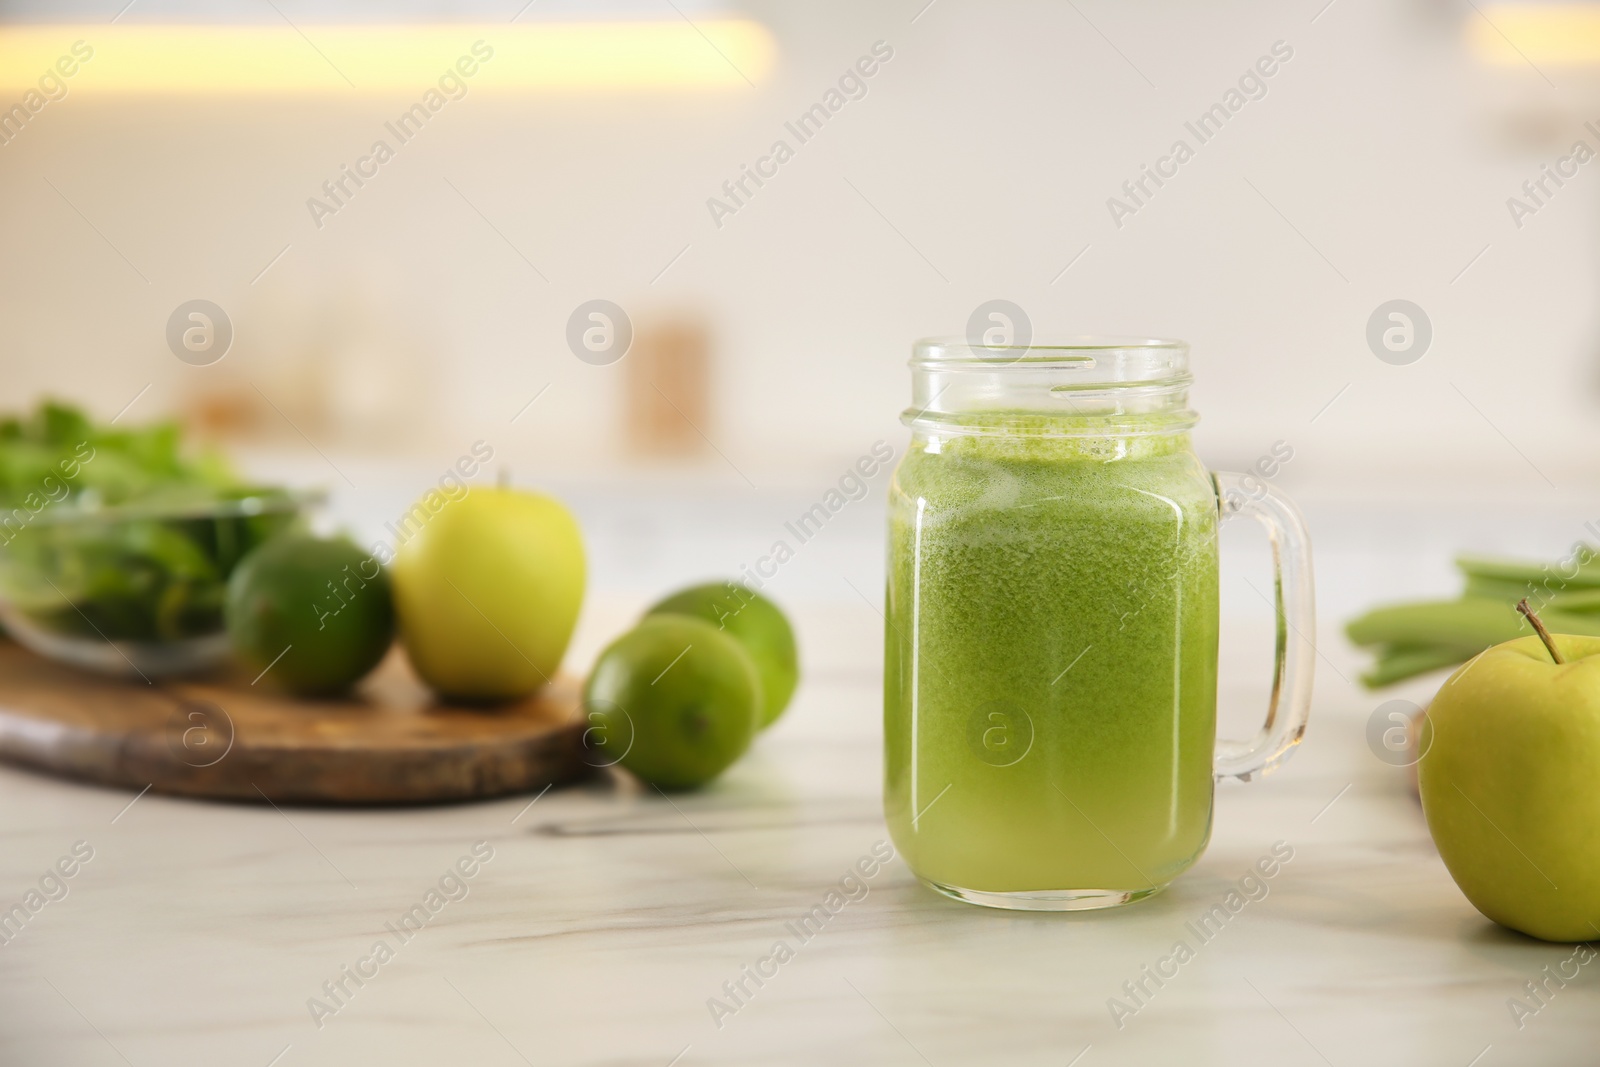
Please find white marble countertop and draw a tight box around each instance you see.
[1,486,1597,1066]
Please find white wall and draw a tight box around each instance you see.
[1,0,1598,499]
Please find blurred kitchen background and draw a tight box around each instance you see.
[2,0,1600,696]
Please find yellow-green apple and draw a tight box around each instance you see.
[1418,629,1600,942]
[391,486,584,702]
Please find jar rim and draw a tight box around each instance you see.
[913,335,1190,368]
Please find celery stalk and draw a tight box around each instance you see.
[1360,645,1474,688]
[1344,597,1600,650]
[1460,576,1600,612]
[1455,554,1600,589]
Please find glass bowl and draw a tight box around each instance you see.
[0,487,320,678]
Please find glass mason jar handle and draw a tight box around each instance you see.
[1211,472,1316,782]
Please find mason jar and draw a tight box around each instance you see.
[883,337,1314,910]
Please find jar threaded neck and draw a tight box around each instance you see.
[905,336,1197,438]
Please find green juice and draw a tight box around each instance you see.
[884,426,1220,899]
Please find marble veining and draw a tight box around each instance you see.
[0,589,1595,1067]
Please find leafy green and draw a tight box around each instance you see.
[0,400,301,644]
[0,398,235,510]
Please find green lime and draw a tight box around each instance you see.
[647,582,798,729]
[225,535,395,696]
[583,615,760,790]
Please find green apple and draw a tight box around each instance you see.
[391,486,584,702]
[1418,632,1600,942]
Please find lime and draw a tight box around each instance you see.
[583,614,760,790]
[647,582,798,728]
[226,535,395,696]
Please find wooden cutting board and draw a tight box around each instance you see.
[0,641,593,804]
